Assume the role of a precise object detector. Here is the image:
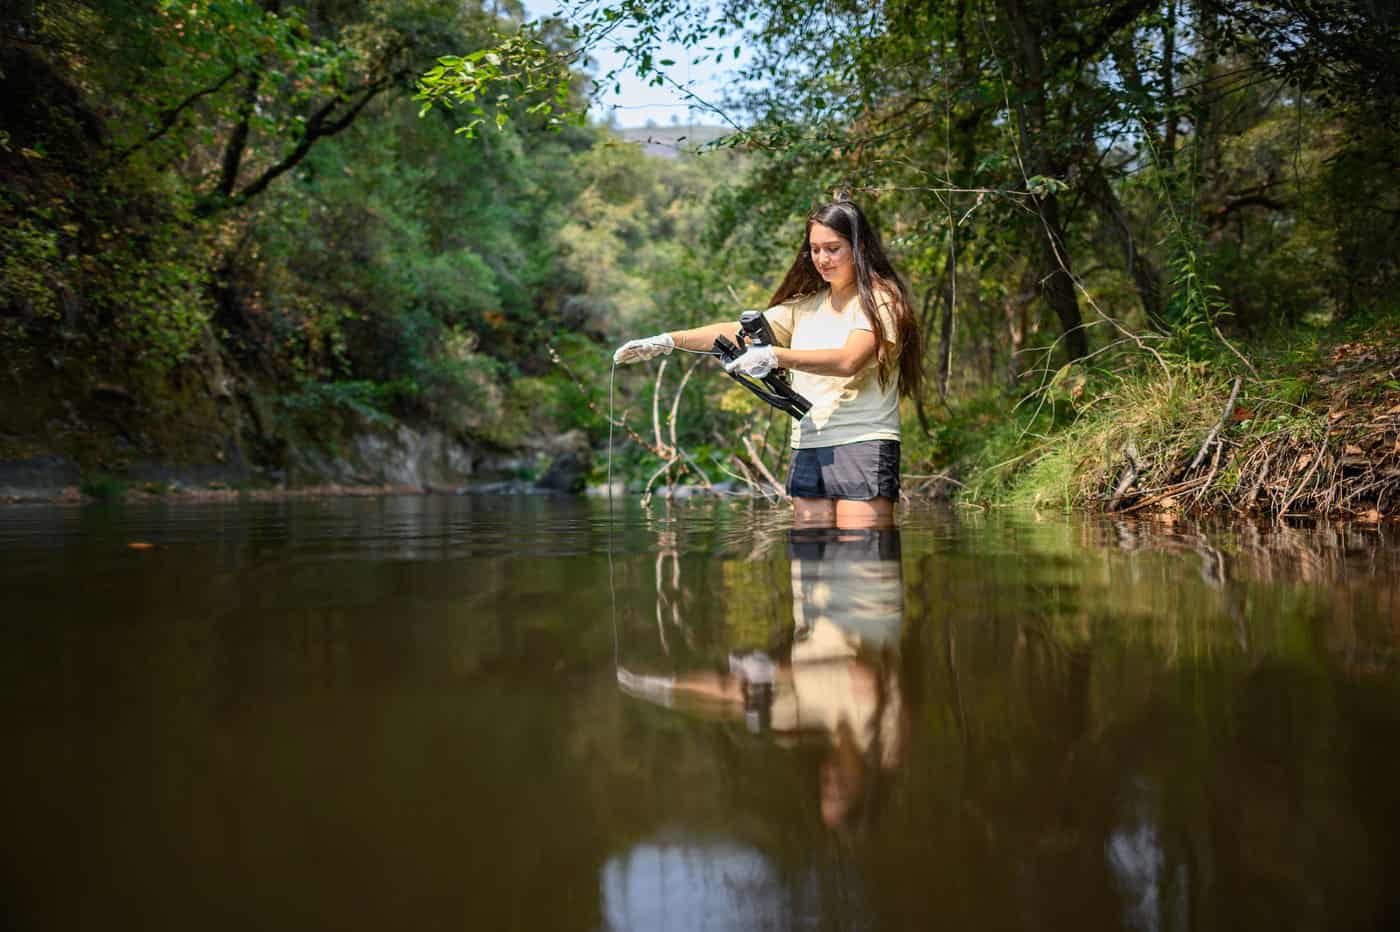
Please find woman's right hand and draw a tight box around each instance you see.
[613,333,675,365]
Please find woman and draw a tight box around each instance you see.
[614,200,922,527]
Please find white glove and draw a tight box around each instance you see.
[724,345,778,378]
[729,651,776,685]
[613,333,675,365]
[616,668,676,705]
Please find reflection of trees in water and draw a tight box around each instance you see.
[601,510,1400,928]
[1102,516,1400,587]
[1098,517,1400,674]
[9,503,1400,929]
[894,529,1399,931]
[932,513,1400,672]
[614,505,793,673]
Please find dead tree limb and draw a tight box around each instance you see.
[667,359,702,459]
[742,434,787,499]
[1195,438,1225,503]
[652,360,668,456]
[1278,436,1328,519]
[720,454,764,499]
[1116,474,1209,514]
[1107,440,1141,511]
[1189,376,1243,472]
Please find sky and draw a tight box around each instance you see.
[522,1,746,128]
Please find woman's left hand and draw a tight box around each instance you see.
[724,345,778,378]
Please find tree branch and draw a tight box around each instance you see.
[1206,193,1291,225]
[110,68,242,166]
[229,75,392,208]
[217,70,262,201]
[1188,376,1243,473]
[1057,0,1157,73]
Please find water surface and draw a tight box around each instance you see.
[2,496,1398,931]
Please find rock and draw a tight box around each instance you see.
[467,479,536,495]
[287,422,475,488]
[0,455,80,500]
[535,455,588,493]
[585,481,627,497]
[348,424,475,487]
[536,437,593,494]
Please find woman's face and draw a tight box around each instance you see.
[808,222,855,293]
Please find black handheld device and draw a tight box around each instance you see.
[713,311,813,421]
[736,310,778,352]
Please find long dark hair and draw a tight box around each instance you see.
[768,201,922,399]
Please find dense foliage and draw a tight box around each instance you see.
[2,0,1397,505]
[421,0,1398,503]
[2,0,614,469]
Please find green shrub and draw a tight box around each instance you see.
[79,474,127,502]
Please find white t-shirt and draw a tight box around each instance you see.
[763,288,902,449]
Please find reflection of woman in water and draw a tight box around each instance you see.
[618,527,906,834]
[784,527,904,831]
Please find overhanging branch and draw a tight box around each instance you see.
[228,75,394,208]
[109,68,242,167]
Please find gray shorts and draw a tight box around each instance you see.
[785,440,900,501]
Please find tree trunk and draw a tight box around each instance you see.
[1035,192,1089,360]
[1004,267,1038,388]
[218,71,261,202]
[934,247,956,400]
[1162,0,1178,167]
[1000,0,1089,361]
[1083,163,1167,330]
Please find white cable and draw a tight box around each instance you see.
[608,361,618,667]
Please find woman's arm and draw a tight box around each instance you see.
[667,321,742,353]
[772,330,879,378]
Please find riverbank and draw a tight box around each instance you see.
[5,315,1396,519]
[0,468,592,506]
[922,312,1400,522]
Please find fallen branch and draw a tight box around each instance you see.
[741,434,787,499]
[1277,436,1328,519]
[1242,443,1275,512]
[724,454,779,502]
[669,360,713,491]
[653,360,668,456]
[1213,324,1260,380]
[1106,440,1141,511]
[676,446,715,492]
[1189,376,1243,472]
[719,455,761,496]
[640,459,675,506]
[1194,438,1225,504]
[1115,474,1209,514]
[548,346,669,459]
[905,472,967,491]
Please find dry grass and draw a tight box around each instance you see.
[991,325,1400,521]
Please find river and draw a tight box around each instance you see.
[2,496,1397,931]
